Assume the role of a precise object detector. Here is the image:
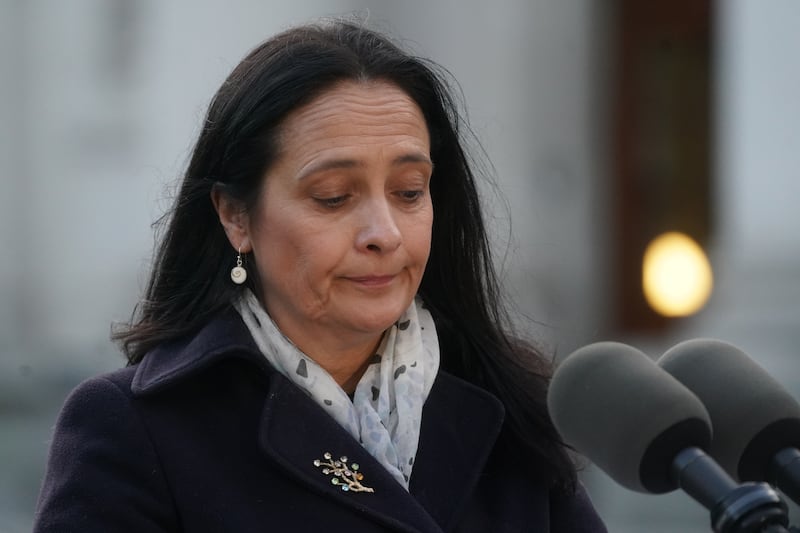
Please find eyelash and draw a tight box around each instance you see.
[313,190,425,209]
[315,195,350,208]
[396,190,424,202]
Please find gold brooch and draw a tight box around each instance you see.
[313,452,374,493]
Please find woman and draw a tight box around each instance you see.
[34,20,606,532]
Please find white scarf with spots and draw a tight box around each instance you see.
[235,289,440,490]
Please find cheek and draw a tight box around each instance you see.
[405,207,434,269]
[254,216,348,289]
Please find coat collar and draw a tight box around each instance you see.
[131,309,506,532]
[131,308,269,396]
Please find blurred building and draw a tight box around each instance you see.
[0,1,798,531]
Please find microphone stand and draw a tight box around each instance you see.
[671,447,794,532]
[770,447,800,506]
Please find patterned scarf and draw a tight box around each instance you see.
[235,289,440,489]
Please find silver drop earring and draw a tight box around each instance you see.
[231,247,247,284]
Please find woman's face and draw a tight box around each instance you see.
[248,80,433,352]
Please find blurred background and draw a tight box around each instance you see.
[1,0,798,531]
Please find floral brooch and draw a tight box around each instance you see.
[313,452,374,493]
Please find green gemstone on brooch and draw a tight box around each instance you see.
[351,463,359,470]
[331,478,339,485]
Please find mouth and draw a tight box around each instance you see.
[345,274,397,288]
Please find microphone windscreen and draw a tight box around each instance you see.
[548,342,711,493]
[658,339,800,482]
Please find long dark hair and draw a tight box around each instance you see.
[114,20,576,491]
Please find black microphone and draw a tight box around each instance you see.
[548,341,791,532]
[658,338,800,506]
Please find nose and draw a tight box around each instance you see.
[355,198,402,253]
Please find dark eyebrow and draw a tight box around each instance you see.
[296,152,433,181]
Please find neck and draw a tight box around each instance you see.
[280,325,384,394]
[249,290,387,393]
[332,353,376,394]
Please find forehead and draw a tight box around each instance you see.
[276,80,430,153]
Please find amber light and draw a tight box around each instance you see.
[642,232,713,317]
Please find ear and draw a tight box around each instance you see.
[211,186,252,253]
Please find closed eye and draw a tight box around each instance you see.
[396,190,424,202]
[314,195,350,209]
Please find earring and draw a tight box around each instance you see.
[231,247,247,285]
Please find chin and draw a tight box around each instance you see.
[353,314,403,335]
[348,301,410,334]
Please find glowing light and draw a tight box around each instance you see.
[642,232,713,317]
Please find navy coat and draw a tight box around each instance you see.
[33,310,607,532]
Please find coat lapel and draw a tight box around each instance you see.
[409,372,506,531]
[258,369,506,533]
[258,372,443,533]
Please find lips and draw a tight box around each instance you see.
[345,274,397,287]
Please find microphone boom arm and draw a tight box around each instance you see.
[771,447,800,506]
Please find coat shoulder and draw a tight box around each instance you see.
[72,366,138,400]
[33,370,180,533]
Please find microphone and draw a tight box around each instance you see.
[548,341,791,532]
[658,339,800,506]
